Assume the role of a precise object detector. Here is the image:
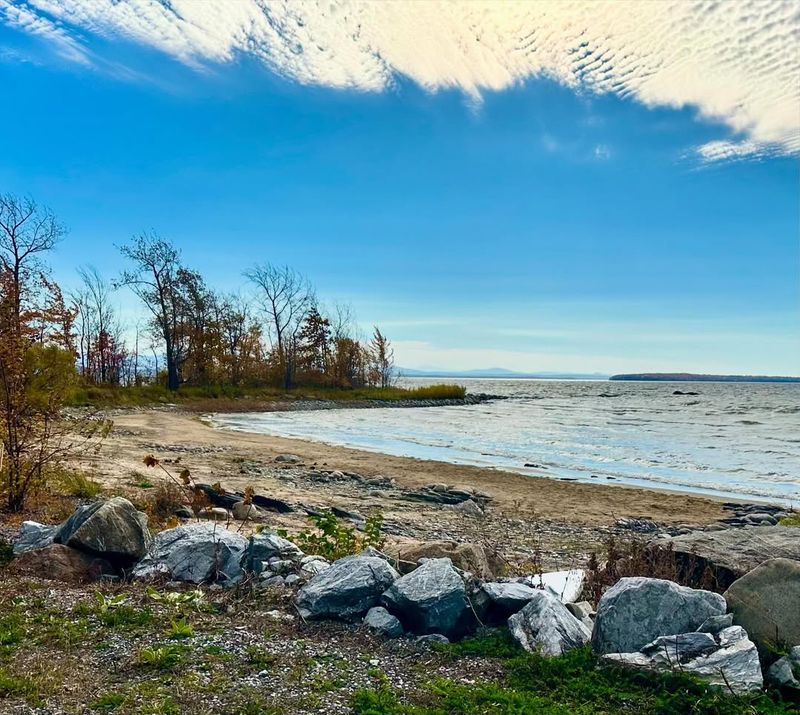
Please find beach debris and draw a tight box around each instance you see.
[132,523,248,585]
[195,481,295,513]
[723,558,800,662]
[363,606,404,638]
[295,555,399,620]
[592,577,726,654]
[508,590,591,656]
[403,483,491,507]
[604,625,763,694]
[381,557,475,639]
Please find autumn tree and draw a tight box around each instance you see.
[119,233,188,391]
[369,326,395,388]
[245,263,313,390]
[0,194,79,511]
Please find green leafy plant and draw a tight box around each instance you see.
[147,587,205,610]
[778,513,800,527]
[280,511,384,561]
[91,692,126,712]
[138,644,185,670]
[167,618,194,640]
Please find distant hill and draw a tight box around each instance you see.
[398,367,609,380]
[610,373,800,383]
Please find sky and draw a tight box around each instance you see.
[0,0,799,376]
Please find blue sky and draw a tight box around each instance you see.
[1,1,799,375]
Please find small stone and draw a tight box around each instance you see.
[364,607,404,638]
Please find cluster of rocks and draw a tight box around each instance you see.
[717,502,791,527]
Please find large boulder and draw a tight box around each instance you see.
[592,577,726,654]
[604,626,763,694]
[391,541,497,579]
[8,544,114,582]
[132,523,247,584]
[55,497,151,565]
[473,582,538,624]
[296,555,398,620]
[381,557,474,639]
[247,532,304,574]
[654,527,800,590]
[13,521,58,555]
[508,590,591,656]
[723,558,800,661]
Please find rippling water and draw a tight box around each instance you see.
[212,378,800,505]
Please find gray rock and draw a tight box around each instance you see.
[451,499,484,517]
[508,590,591,656]
[381,558,474,639]
[592,577,726,654]
[55,497,151,565]
[299,558,330,579]
[474,582,537,624]
[174,506,194,519]
[767,646,800,692]
[657,527,800,589]
[296,555,399,621]
[604,626,763,694]
[723,557,800,661]
[696,614,733,634]
[566,601,595,631]
[261,575,285,587]
[132,523,247,584]
[275,454,302,464]
[247,532,303,573]
[13,521,58,555]
[416,634,449,644]
[232,501,263,521]
[364,606,404,638]
[284,574,300,587]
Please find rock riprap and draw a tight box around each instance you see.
[507,590,591,656]
[592,577,726,654]
[381,557,474,639]
[247,531,304,574]
[723,557,800,661]
[13,521,58,556]
[473,581,538,624]
[296,555,399,620]
[55,496,151,565]
[767,646,800,692]
[132,523,248,584]
[604,625,763,694]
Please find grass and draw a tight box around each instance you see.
[55,467,104,499]
[352,631,796,715]
[778,513,800,526]
[67,382,467,409]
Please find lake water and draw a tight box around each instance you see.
[211,378,800,505]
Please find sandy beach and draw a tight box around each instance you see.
[67,407,733,570]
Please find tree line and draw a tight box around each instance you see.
[0,192,394,510]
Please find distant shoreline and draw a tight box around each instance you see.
[610,373,800,383]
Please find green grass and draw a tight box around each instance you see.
[778,513,800,526]
[352,634,795,715]
[55,468,104,498]
[67,382,466,408]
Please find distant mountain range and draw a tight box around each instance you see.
[397,367,610,380]
[610,373,800,383]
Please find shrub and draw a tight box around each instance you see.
[55,468,103,499]
[167,618,194,640]
[778,513,800,527]
[138,644,185,670]
[280,511,384,561]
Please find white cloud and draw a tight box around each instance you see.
[6,0,800,159]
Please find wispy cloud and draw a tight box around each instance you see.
[5,0,799,160]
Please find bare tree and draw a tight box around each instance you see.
[118,233,186,391]
[245,263,313,390]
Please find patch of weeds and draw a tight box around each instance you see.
[245,645,277,669]
[233,688,284,715]
[99,605,152,629]
[138,644,186,671]
[309,673,347,692]
[91,692,126,712]
[147,587,205,611]
[0,668,40,701]
[56,468,104,498]
[778,513,800,527]
[436,628,521,659]
[167,617,194,640]
[279,510,384,561]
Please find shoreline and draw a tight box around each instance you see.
[80,408,735,528]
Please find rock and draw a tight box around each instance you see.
[260,575,285,587]
[566,601,595,631]
[381,558,474,639]
[655,527,800,590]
[592,577,726,654]
[247,532,303,574]
[13,521,58,555]
[416,634,449,644]
[296,555,399,621]
[474,582,537,624]
[174,506,194,519]
[524,569,585,603]
[767,646,800,692]
[284,574,300,587]
[363,606,404,638]
[55,497,151,566]
[299,557,330,579]
[696,614,733,634]
[275,454,302,464]
[508,590,591,656]
[132,523,248,584]
[232,501,263,521]
[198,507,230,521]
[360,546,390,561]
[451,499,484,517]
[392,541,497,579]
[9,543,114,582]
[723,557,800,661]
[604,626,763,694]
